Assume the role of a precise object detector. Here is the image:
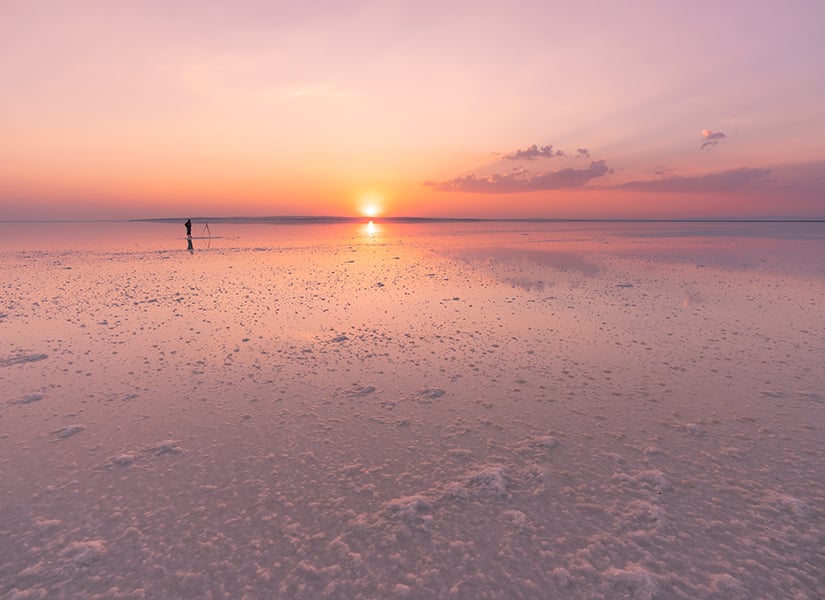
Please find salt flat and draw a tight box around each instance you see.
[1,220,823,599]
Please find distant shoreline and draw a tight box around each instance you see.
[1,216,824,224]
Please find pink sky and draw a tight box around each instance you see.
[2,0,824,219]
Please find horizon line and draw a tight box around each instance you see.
[1,215,825,224]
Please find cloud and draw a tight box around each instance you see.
[700,129,727,150]
[576,148,590,159]
[617,167,771,194]
[431,160,611,193]
[503,144,565,160]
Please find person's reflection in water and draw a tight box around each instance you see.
[187,237,194,253]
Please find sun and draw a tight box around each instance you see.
[358,193,383,218]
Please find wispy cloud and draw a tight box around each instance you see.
[617,167,770,194]
[700,129,727,150]
[503,144,565,160]
[576,148,590,159]
[431,160,611,193]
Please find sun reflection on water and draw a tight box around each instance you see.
[361,220,382,238]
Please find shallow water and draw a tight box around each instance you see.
[1,220,824,599]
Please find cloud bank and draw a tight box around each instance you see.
[503,144,565,160]
[617,167,771,194]
[431,160,611,193]
[700,129,727,150]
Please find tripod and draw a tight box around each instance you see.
[201,220,212,238]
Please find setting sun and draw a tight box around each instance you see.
[358,193,383,218]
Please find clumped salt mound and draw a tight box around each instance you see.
[60,539,107,568]
[796,390,824,403]
[390,583,412,597]
[6,587,50,600]
[536,435,558,449]
[445,448,474,462]
[105,453,138,467]
[508,433,561,465]
[413,388,446,403]
[382,463,515,533]
[14,537,110,592]
[608,468,672,534]
[33,517,62,531]
[503,276,548,291]
[614,468,670,494]
[52,425,85,439]
[347,385,377,398]
[464,464,509,499]
[143,440,183,456]
[100,441,183,469]
[0,353,48,367]
[708,572,748,599]
[383,495,433,531]
[372,460,524,545]
[8,393,44,405]
[766,492,812,518]
[502,508,528,529]
[684,422,706,436]
[601,563,658,600]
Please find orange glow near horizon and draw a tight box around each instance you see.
[2,3,825,220]
[1,175,818,221]
[358,193,384,218]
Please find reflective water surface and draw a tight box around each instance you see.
[1,221,824,599]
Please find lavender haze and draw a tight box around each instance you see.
[1,1,825,218]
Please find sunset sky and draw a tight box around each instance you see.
[2,1,825,220]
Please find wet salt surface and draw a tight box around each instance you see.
[1,220,824,599]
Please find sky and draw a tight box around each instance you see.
[2,0,825,220]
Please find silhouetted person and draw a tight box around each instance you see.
[185,219,192,238]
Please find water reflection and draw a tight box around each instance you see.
[360,220,383,239]
[2,221,824,599]
[185,234,212,252]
